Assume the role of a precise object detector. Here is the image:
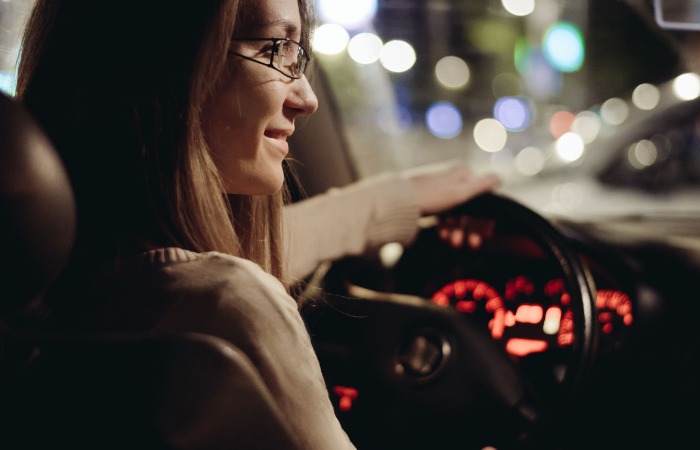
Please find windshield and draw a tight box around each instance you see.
[3,0,700,218]
[311,0,700,218]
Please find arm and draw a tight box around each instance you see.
[283,161,500,281]
[283,172,420,282]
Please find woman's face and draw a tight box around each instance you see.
[204,0,318,195]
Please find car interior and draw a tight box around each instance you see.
[2,0,700,449]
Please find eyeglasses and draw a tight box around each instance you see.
[229,37,310,80]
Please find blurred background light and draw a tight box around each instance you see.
[348,33,383,64]
[318,0,378,29]
[435,56,470,89]
[672,72,700,100]
[474,118,508,152]
[0,72,15,96]
[600,97,629,125]
[628,139,657,169]
[515,146,545,175]
[549,110,576,138]
[501,0,535,17]
[571,110,601,143]
[425,101,463,139]
[631,83,660,110]
[490,148,516,177]
[494,96,532,131]
[551,182,583,211]
[313,23,350,55]
[380,40,416,73]
[555,132,585,162]
[542,21,585,73]
[515,41,562,100]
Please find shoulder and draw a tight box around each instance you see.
[138,249,301,334]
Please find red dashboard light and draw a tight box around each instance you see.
[515,304,544,324]
[333,386,358,412]
[506,338,549,357]
[596,289,634,332]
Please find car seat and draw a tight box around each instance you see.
[0,91,301,449]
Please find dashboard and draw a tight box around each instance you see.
[301,194,699,449]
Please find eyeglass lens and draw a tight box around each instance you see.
[275,40,305,78]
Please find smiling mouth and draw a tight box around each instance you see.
[264,130,291,141]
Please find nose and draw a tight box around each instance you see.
[285,74,318,116]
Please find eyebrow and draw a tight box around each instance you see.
[259,19,300,37]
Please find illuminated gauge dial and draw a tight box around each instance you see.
[596,289,633,336]
[431,279,506,339]
[543,278,575,348]
[496,276,572,357]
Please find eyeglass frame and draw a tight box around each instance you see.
[229,37,311,80]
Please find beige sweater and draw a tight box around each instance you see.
[95,173,420,449]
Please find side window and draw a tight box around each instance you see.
[0,0,33,96]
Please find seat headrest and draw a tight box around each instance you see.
[0,91,75,315]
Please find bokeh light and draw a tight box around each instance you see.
[380,40,416,73]
[501,0,535,17]
[313,23,350,55]
[628,139,657,169]
[318,0,378,29]
[515,41,562,100]
[542,21,585,72]
[631,83,660,110]
[555,132,585,162]
[435,56,470,89]
[493,96,533,131]
[474,118,508,152]
[571,110,601,143]
[600,97,629,125]
[549,110,576,138]
[348,33,383,64]
[515,146,545,175]
[425,101,463,139]
[672,72,700,100]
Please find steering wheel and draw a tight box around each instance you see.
[301,193,597,449]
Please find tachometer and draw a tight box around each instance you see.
[431,279,506,339]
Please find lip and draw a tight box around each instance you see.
[264,129,293,155]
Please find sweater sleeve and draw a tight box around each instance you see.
[283,172,421,282]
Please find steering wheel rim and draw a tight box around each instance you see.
[302,193,598,449]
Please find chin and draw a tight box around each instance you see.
[224,171,285,196]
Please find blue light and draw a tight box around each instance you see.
[425,101,463,139]
[494,96,532,131]
[543,22,585,73]
[0,72,16,96]
[515,43,562,100]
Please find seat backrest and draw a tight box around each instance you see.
[0,92,301,449]
[1,332,301,449]
[0,91,75,316]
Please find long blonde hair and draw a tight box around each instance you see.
[16,0,310,294]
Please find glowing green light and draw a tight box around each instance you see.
[542,21,584,73]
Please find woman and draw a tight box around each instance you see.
[17,0,499,448]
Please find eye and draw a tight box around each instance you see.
[279,40,296,56]
[259,43,276,56]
